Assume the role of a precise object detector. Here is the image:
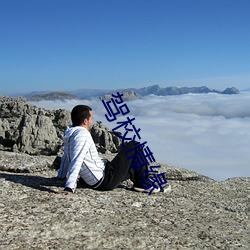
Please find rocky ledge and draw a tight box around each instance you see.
[0,151,249,249]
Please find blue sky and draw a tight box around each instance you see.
[0,0,250,95]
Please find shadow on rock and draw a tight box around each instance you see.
[0,172,65,193]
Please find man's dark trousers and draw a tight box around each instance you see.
[97,141,149,191]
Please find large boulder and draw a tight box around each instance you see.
[17,111,60,155]
[91,121,122,153]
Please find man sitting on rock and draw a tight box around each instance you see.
[57,105,170,194]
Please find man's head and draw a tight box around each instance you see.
[71,105,93,131]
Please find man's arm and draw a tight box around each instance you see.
[64,131,90,193]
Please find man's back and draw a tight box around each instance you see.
[58,126,105,191]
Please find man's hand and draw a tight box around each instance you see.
[58,187,74,195]
[59,190,73,195]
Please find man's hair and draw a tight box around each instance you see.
[71,105,92,126]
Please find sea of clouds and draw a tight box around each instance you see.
[29,92,250,181]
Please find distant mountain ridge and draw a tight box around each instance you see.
[127,84,240,96]
[18,84,240,101]
[78,85,240,100]
[27,91,81,101]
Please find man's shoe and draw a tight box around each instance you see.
[160,183,171,193]
[133,185,161,194]
[133,183,171,194]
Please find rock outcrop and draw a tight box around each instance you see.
[0,96,69,155]
[91,122,122,153]
[0,96,121,155]
[100,90,141,101]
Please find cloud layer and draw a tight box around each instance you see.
[30,92,250,180]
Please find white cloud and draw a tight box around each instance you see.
[29,92,250,181]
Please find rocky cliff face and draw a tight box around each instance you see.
[0,96,121,155]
